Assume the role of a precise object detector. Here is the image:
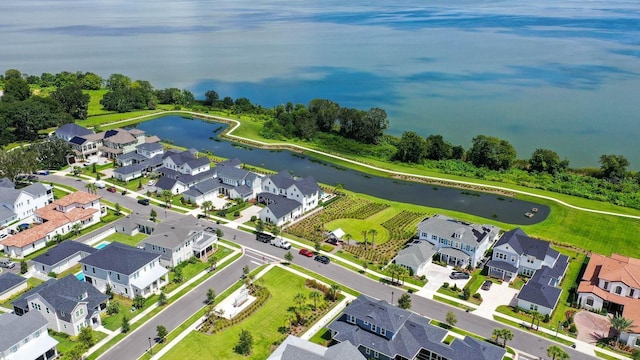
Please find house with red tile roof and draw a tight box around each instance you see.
[0,192,102,258]
[578,253,640,348]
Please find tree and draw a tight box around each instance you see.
[234,329,254,355]
[206,288,216,304]
[156,325,168,343]
[114,202,121,216]
[85,182,97,195]
[133,294,146,309]
[20,260,28,274]
[173,266,184,283]
[362,261,368,273]
[78,326,95,347]
[344,233,352,246]
[203,90,219,106]
[51,84,90,119]
[308,98,340,132]
[395,131,427,163]
[294,292,307,310]
[67,345,86,360]
[106,301,120,315]
[445,311,457,328]
[314,239,321,252]
[71,223,82,237]
[530,310,541,330]
[150,209,157,221]
[1,77,31,103]
[467,135,517,171]
[284,251,293,263]
[158,291,167,306]
[255,219,264,233]
[329,284,340,301]
[425,134,452,160]
[208,256,218,271]
[368,229,378,247]
[492,328,502,344]
[610,315,635,347]
[398,293,412,309]
[600,154,630,182]
[499,328,513,347]
[121,315,130,333]
[201,200,213,218]
[529,148,566,174]
[386,263,402,284]
[160,190,173,208]
[105,284,114,299]
[631,349,640,360]
[309,290,322,311]
[361,230,368,250]
[547,345,569,360]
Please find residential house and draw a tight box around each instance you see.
[154,149,216,195]
[117,142,164,167]
[1,191,102,258]
[327,295,506,360]
[80,242,169,299]
[0,272,27,301]
[55,123,93,142]
[487,228,568,315]
[393,240,437,277]
[13,275,108,336]
[182,159,263,205]
[0,182,54,227]
[32,240,98,275]
[267,335,365,360]
[64,127,160,160]
[416,214,500,268]
[139,215,218,267]
[577,253,640,348]
[113,164,146,182]
[257,192,303,227]
[261,171,320,212]
[68,133,103,160]
[0,311,58,360]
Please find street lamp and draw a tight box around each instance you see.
[391,291,394,305]
[555,320,561,338]
[148,336,153,355]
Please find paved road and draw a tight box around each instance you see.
[49,175,591,360]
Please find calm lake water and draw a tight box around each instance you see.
[136,116,549,224]
[2,1,639,168]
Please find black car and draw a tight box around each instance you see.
[314,255,330,264]
[137,198,150,206]
[481,280,493,290]
[450,271,470,280]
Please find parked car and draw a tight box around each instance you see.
[0,258,16,269]
[94,181,106,189]
[450,271,470,280]
[481,280,493,290]
[299,248,314,257]
[314,255,330,264]
[256,232,274,243]
[0,234,7,240]
[107,187,117,193]
[137,198,150,206]
[270,237,291,250]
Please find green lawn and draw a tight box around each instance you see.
[103,232,148,248]
[162,266,331,360]
[51,330,108,359]
[326,219,389,246]
[101,296,134,331]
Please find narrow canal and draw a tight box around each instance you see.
[136,116,549,225]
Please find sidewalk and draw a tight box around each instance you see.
[87,243,241,359]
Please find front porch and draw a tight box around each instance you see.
[438,247,471,268]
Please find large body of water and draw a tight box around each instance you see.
[2,1,639,168]
[137,116,549,224]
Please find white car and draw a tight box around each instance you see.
[94,181,106,189]
[147,180,155,186]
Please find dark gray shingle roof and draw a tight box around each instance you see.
[495,228,550,260]
[80,242,160,275]
[56,123,93,138]
[0,312,50,350]
[0,272,26,293]
[32,240,97,266]
[114,164,146,176]
[259,193,302,218]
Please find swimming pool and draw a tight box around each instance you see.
[95,241,110,250]
[75,272,85,281]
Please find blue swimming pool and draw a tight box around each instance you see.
[75,272,85,281]
[95,241,110,250]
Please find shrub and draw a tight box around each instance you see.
[473,293,482,300]
[250,215,257,221]
[460,288,470,300]
[48,271,58,278]
[106,301,120,315]
[569,324,577,333]
[442,282,449,289]
[543,314,550,323]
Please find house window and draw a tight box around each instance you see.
[630,289,635,297]
[529,304,538,311]
[347,315,355,324]
[586,297,594,306]
[603,281,609,290]
[117,274,120,280]
[615,286,623,295]
[381,328,386,336]
[365,348,370,355]
[35,329,41,338]
[527,256,535,264]
[11,345,17,353]
[432,235,438,241]
[371,324,377,332]
[511,256,515,262]
[363,321,369,325]
[496,253,507,260]
[374,351,379,358]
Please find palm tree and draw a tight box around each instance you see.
[70,223,82,237]
[547,345,569,360]
[208,257,217,272]
[293,293,306,309]
[386,263,401,284]
[53,234,63,244]
[85,182,97,195]
[610,315,635,348]
[530,310,541,330]
[397,266,410,285]
[492,328,502,345]
[309,291,322,311]
[344,233,352,246]
[202,200,213,218]
[368,229,378,247]
[500,328,513,348]
[361,230,368,250]
[329,284,340,301]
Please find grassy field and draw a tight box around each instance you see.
[162,266,332,360]
[103,232,148,247]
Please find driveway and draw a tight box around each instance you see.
[418,262,470,296]
[474,280,518,318]
[574,310,611,344]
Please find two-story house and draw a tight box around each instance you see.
[1,191,101,258]
[0,182,53,227]
[114,142,166,182]
[80,242,169,299]
[578,253,640,348]
[258,171,320,226]
[487,228,569,315]
[139,215,218,267]
[327,295,505,360]
[154,149,216,195]
[0,311,58,360]
[268,335,364,360]
[416,214,500,268]
[13,275,108,336]
[55,123,93,142]
[32,240,98,275]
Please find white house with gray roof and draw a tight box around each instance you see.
[0,311,58,360]
[257,192,303,227]
[488,228,568,315]
[80,242,169,299]
[0,272,27,301]
[393,240,437,277]
[0,182,54,227]
[268,335,364,360]
[417,214,499,268]
[13,275,108,336]
[32,240,98,276]
[258,171,320,226]
[139,215,218,267]
[327,295,505,360]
